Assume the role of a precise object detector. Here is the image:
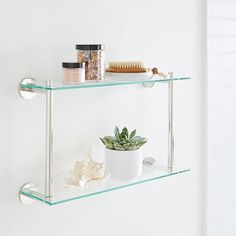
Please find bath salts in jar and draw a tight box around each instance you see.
[62,62,85,84]
[76,44,105,81]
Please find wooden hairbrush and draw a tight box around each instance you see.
[106,61,148,73]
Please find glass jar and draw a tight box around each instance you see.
[62,62,85,84]
[76,44,105,81]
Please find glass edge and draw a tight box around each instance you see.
[20,191,52,205]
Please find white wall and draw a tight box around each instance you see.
[208,0,236,235]
[0,0,204,236]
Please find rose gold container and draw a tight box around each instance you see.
[62,62,85,84]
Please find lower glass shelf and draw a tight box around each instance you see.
[20,165,190,206]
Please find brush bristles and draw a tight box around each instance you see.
[108,61,145,69]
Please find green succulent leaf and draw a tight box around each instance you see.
[129,129,136,141]
[113,142,125,150]
[128,143,138,150]
[100,137,114,149]
[122,127,129,139]
[114,126,120,141]
[123,143,130,150]
[100,137,106,145]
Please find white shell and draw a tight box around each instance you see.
[68,151,106,187]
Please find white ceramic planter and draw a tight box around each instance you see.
[105,148,143,180]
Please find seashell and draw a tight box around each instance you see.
[68,149,107,187]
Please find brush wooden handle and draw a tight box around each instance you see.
[105,68,148,73]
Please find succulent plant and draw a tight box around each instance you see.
[100,126,147,151]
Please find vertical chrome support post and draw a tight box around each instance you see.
[168,73,174,171]
[45,80,53,198]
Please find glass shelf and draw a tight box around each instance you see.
[20,165,190,206]
[20,76,190,91]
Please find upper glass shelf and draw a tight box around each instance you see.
[20,75,190,91]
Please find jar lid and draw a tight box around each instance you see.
[75,44,104,50]
[62,62,85,69]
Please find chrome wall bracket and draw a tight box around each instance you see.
[143,81,155,88]
[19,78,36,99]
[143,73,155,88]
[19,183,37,205]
